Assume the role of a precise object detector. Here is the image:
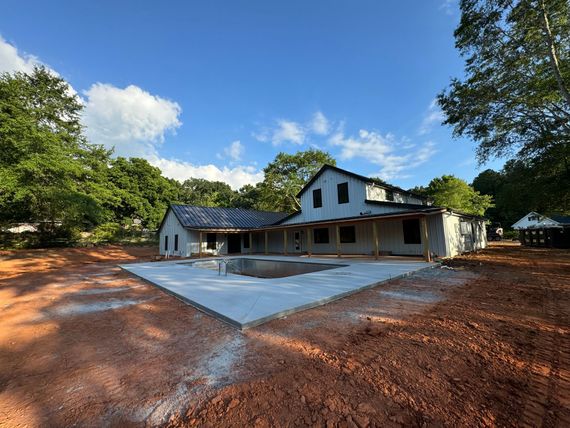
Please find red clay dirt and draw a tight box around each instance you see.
[0,243,569,427]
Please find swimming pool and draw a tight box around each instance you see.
[188,258,346,278]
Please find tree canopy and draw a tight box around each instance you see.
[420,175,493,216]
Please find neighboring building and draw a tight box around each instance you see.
[158,164,487,260]
[514,212,570,249]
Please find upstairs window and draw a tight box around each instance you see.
[206,233,216,250]
[337,182,349,204]
[403,219,421,244]
[339,226,356,243]
[313,188,323,208]
[385,190,394,201]
[313,228,329,244]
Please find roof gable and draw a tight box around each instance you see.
[296,164,427,200]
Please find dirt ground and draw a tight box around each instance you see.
[0,243,569,427]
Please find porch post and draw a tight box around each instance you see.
[372,221,379,260]
[264,231,268,255]
[335,224,341,257]
[306,228,312,257]
[283,229,288,255]
[199,231,203,258]
[420,217,431,262]
[249,232,253,254]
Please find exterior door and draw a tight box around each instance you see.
[227,234,241,254]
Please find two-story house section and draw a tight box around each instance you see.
[158,164,487,260]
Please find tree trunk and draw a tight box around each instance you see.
[540,0,570,107]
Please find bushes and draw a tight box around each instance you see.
[90,222,123,244]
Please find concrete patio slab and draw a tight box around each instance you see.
[120,256,434,329]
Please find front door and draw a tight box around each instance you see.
[227,234,241,254]
[294,231,302,252]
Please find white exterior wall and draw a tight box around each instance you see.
[282,169,416,225]
[511,212,558,230]
[159,210,193,257]
[442,213,487,257]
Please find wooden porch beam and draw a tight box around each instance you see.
[249,232,253,254]
[264,231,268,255]
[335,224,341,257]
[198,231,203,258]
[420,217,431,262]
[372,221,379,260]
[306,228,312,257]
[283,229,288,255]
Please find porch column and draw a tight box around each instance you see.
[372,221,379,260]
[283,229,288,255]
[249,232,253,254]
[306,227,312,257]
[335,224,341,257]
[198,231,203,258]
[420,217,431,262]
[264,231,268,255]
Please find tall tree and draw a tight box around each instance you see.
[439,0,570,164]
[178,178,236,208]
[424,175,493,216]
[258,149,336,212]
[0,67,111,232]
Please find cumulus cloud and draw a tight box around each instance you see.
[440,0,458,15]
[149,156,263,189]
[329,129,437,180]
[0,36,42,74]
[310,111,330,135]
[418,99,446,135]
[82,83,182,157]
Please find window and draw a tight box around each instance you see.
[402,219,421,244]
[174,234,179,251]
[339,226,356,243]
[313,188,322,208]
[459,221,471,235]
[337,182,349,204]
[243,233,250,249]
[206,233,216,250]
[164,235,169,251]
[385,190,394,201]
[313,228,329,244]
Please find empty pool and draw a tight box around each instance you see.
[188,258,346,278]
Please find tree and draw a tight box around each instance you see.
[424,175,493,216]
[0,67,111,232]
[234,184,263,210]
[178,178,236,208]
[258,149,336,212]
[439,0,570,164]
[107,157,180,229]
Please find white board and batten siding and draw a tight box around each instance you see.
[442,212,487,257]
[159,210,192,257]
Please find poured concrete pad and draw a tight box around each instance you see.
[120,256,433,329]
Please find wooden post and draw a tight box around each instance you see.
[199,231,203,258]
[249,232,253,254]
[335,224,341,257]
[420,217,431,262]
[306,228,312,257]
[264,231,268,255]
[283,229,288,255]
[372,221,379,260]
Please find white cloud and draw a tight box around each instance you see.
[418,99,445,135]
[149,156,263,189]
[440,0,457,15]
[0,35,42,74]
[82,83,182,157]
[221,140,244,161]
[329,129,437,180]
[310,111,330,135]
[271,120,305,146]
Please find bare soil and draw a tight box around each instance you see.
[0,243,569,427]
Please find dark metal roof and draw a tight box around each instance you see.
[551,215,570,225]
[296,164,428,201]
[169,205,289,230]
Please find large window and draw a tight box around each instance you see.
[243,233,250,249]
[337,182,349,204]
[339,226,356,243]
[403,219,421,244]
[313,188,322,208]
[385,190,394,201]
[174,234,179,251]
[313,228,329,244]
[164,235,169,251]
[206,233,216,250]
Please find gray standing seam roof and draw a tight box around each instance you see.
[170,205,289,229]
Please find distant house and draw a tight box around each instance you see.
[158,164,487,260]
[513,212,570,249]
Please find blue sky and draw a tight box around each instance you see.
[0,0,504,189]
